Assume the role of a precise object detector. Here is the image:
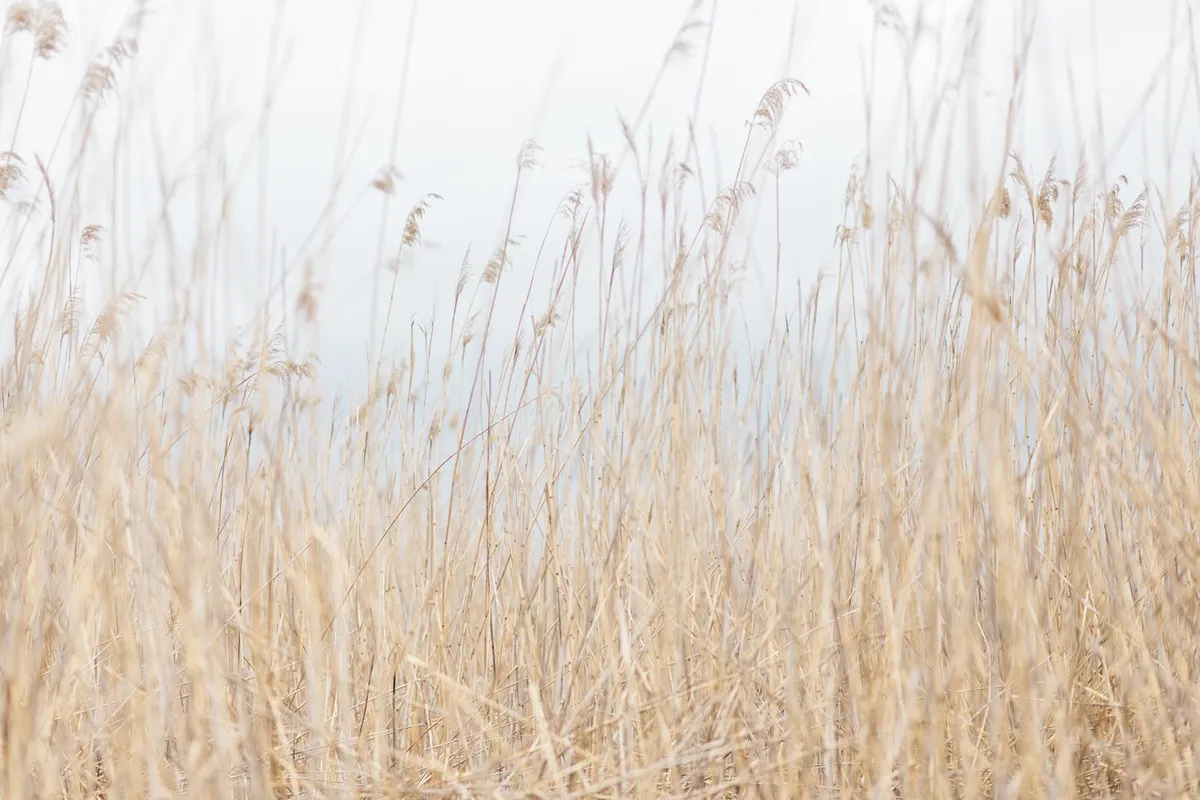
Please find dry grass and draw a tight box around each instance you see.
[1,2,1199,798]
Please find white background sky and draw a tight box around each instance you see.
[0,0,1192,391]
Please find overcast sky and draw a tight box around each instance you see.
[0,0,1192,391]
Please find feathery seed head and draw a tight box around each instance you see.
[770,141,803,174]
[80,224,103,261]
[0,153,25,199]
[371,165,404,195]
[752,78,809,131]
[33,1,66,58]
[5,1,34,33]
[518,139,542,171]
[401,193,441,251]
[862,200,875,229]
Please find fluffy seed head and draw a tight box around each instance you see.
[752,78,809,131]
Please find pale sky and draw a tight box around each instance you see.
[0,0,1192,391]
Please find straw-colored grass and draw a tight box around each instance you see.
[1,2,1199,798]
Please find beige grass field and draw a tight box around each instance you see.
[1,0,1199,797]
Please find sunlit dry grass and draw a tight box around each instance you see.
[1,2,1199,798]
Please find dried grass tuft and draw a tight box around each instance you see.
[752,78,809,131]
